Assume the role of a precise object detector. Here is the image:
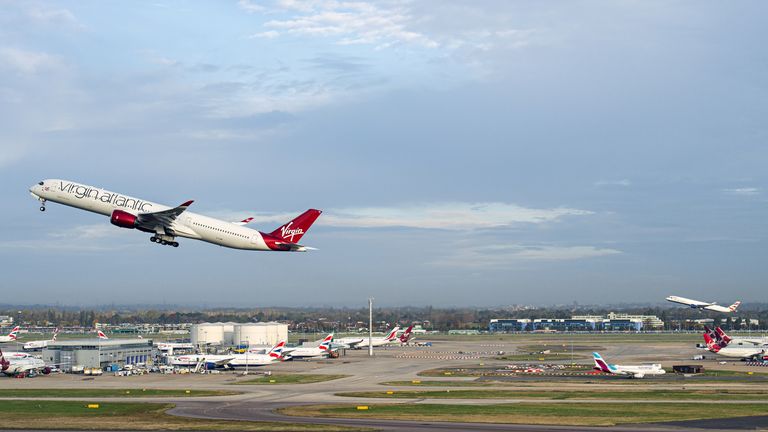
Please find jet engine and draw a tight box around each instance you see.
[110,210,138,229]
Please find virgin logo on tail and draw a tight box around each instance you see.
[703,333,721,352]
[280,222,304,242]
[270,209,322,244]
[399,325,414,343]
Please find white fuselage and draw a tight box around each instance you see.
[285,347,329,358]
[611,364,666,378]
[666,296,735,313]
[23,339,53,350]
[167,354,234,367]
[227,353,278,367]
[710,346,765,359]
[30,179,275,251]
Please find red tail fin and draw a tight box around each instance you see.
[715,327,732,344]
[270,209,322,244]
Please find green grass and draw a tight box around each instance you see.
[0,400,364,431]
[233,373,348,385]
[279,402,768,426]
[337,389,768,401]
[0,388,237,398]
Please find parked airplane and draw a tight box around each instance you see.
[283,334,334,359]
[356,327,400,348]
[666,295,741,313]
[228,341,286,367]
[592,352,666,378]
[29,180,321,251]
[333,336,365,350]
[167,353,235,369]
[707,326,768,347]
[0,326,20,343]
[23,328,59,350]
[703,332,765,359]
[0,348,51,376]
[399,325,415,344]
[155,342,195,352]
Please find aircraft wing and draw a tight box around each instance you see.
[233,217,253,226]
[137,201,194,232]
[209,357,234,366]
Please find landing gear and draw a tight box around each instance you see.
[150,235,179,248]
[39,199,46,212]
[40,206,45,212]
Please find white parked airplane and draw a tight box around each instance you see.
[356,327,400,348]
[333,336,365,349]
[23,328,59,350]
[155,342,195,352]
[703,332,765,360]
[666,295,741,313]
[592,352,666,379]
[228,341,286,367]
[29,180,321,251]
[706,326,768,348]
[0,348,51,376]
[0,326,20,343]
[167,353,235,368]
[283,334,334,359]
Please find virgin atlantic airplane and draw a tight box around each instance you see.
[29,179,321,251]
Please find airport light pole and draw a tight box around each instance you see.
[368,298,374,357]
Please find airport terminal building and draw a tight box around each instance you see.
[489,313,665,332]
[43,338,153,372]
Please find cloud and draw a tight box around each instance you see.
[431,244,622,268]
[595,179,632,187]
[249,30,280,39]
[0,224,139,252]
[260,1,439,48]
[722,187,760,196]
[0,47,61,74]
[238,0,267,13]
[215,202,593,230]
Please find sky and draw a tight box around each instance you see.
[1,1,766,307]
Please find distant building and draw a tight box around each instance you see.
[44,338,153,372]
[190,322,288,347]
[0,316,13,326]
[490,313,664,332]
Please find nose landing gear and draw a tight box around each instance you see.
[39,199,46,212]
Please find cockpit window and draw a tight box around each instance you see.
[38,181,44,185]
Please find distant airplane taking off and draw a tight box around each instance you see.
[29,180,321,251]
[666,295,741,313]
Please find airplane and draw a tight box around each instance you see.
[228,341,286,367]
[0,326,20,343]
[708,326,768,347]
[592,352,666,379]
[702,332,765,360]
[399,325,415,345]
[283,334,334,359]
[97,330,109,340]
[666,295,741,313]
[167,353,235,369]
[0,348,51,376]
[333,336,365,350]
[23,328,59,350]
[356,327,400,348]
[29,179,321,251]
[155,342,195,352]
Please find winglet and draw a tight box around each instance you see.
[180,200,194,207]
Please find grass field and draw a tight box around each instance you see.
[233,373,348,385]
[336,389,768,401]
[0,388,237,398]
[279,402,768,426]
[0,400,363,431]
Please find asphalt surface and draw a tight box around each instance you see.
[3,337,768,431]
